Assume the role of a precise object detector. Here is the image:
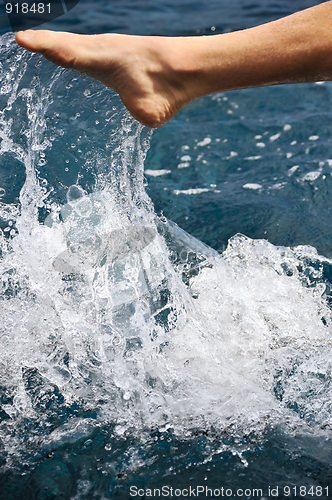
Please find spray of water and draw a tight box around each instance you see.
[1,33,332,472]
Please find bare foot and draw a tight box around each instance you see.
[15,30,199,128]
[16,3,332,128]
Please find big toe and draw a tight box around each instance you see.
[16,30,60,51]
[15,30,79,68]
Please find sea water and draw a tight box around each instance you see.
[1,32,332,498]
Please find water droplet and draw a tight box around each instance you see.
[67,185,85,203]
[112,335,122,346]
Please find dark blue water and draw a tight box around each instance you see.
[1,1,332,499]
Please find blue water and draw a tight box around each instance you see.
[1,1,332,499]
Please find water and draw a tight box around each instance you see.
[1,1,332,498]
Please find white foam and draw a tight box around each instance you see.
[1,36,332,468]
[288,165,299,176]
[173,188,210,195]
[301,171,321,181]
[269,133,281,142]
[197,137,211,147]
[145,169,171,176]
[242,183,262,190]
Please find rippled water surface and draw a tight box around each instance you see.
[1,1,332,498]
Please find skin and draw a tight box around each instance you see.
[15,1,332,128]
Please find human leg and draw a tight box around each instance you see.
[15,2,332,127]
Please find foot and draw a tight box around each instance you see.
[15,30,199,127]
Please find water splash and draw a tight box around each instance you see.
[1,33,332,478]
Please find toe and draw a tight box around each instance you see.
[16,30,58,52]
[15,30,79,68]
